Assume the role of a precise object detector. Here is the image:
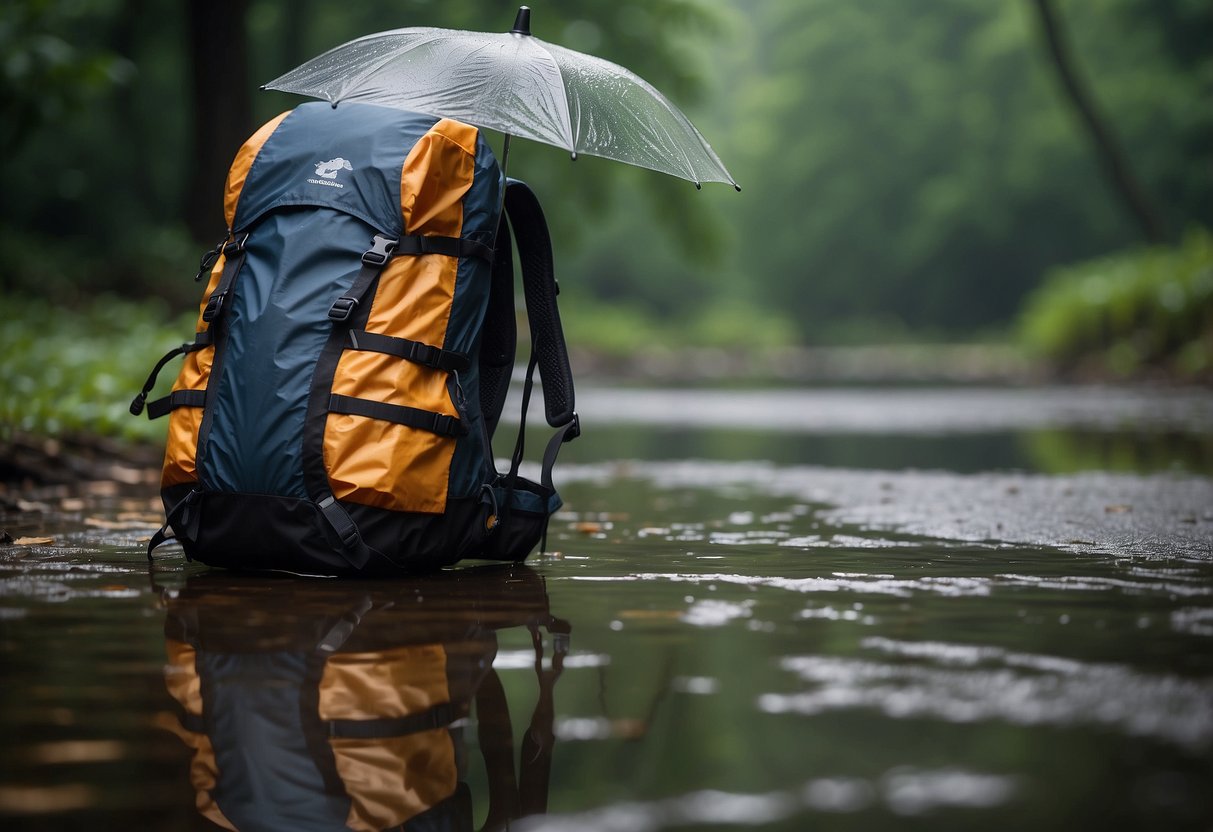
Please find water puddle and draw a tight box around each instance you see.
[2,385,1212,829]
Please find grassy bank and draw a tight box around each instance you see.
[1018,229,1213,381]
[1,296,194,444]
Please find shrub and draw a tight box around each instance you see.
[1018,229,1213,378]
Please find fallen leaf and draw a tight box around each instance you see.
[573,521,604,534]
[13,536,54,546]
[1105,504,1132,514]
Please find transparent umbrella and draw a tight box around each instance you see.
[264,6,738,191]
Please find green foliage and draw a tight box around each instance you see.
[719,0,1212,339]
[0,0,134,153]
[0,296,193,442]
[1017,228,1213,377]
[1,0,1211,352]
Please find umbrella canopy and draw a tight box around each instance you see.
[264,6,737,190]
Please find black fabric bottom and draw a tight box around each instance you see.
[159,484,549,576]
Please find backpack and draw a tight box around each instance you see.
[160,566,569,830]
[132,102,580,575]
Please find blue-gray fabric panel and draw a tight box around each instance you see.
[233,102,439,236]
[200,651,350,830]
[201,209,370,496]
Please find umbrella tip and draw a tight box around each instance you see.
[511,6,532,36]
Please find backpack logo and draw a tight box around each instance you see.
[309,157,352,189]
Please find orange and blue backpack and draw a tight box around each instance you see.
[132,102,579,574]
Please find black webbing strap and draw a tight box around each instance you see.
[326,702,456,739]
[518,619,567,817]
[476,616,569,827]
[148,488,203,561]
[145,389,206,420]
[200,233,249,324]
[395,234,493,262]
[306,235,404,574]
[499,349,577,556]
[316,496,372,571]
[504,180,577,431]
[347,329,470,373]
[129,331,213,417]
[506,353,541,485]
[328,394,467,437]
[476,668,520,828]
[328,234,399,322]
[315,596,374,654]
[540,417,580,493]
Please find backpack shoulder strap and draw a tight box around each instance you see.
[503,179,577,431]
[478,212,518,440]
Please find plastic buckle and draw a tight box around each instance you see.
[328,296,358,322]
[433,412,466,436]
[361,235,398,267]
[201,291,226,323]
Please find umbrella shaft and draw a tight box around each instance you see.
[494,134,512,247]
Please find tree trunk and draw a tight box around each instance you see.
[1029,0,1169,245]
[184,0,252,243]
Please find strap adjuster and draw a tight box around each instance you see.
[411,342,440,367]
[318,496,360,549]
[201,291,227,323]
[430,412,467,436]
[328,296,358,322]
[564,411,581,442]
[222,232,249,257]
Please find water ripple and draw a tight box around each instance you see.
[515,767,1019,830]
[760,638,1213,751]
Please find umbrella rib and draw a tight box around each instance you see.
[534,40,577,152]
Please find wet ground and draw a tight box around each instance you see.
[1,384,1211,830]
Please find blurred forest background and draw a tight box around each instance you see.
[1,0,1211,413]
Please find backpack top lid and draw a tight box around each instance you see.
[227,101,502,244]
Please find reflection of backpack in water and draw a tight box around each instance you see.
[133,102,579,575]
[159,568,569,831]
